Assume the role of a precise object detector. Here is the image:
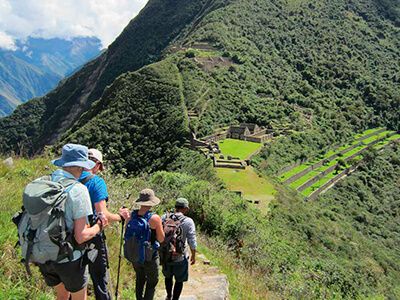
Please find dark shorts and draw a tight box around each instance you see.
[162,258,189,282]
[38,258,89,293]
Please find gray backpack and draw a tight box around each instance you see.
[14,175,83,275]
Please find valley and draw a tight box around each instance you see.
[1,0,400,298]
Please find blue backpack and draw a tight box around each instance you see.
[124,210,159,264]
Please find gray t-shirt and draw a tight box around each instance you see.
[48,169,93,261]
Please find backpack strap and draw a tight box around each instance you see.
[24,228,37,276]
[131,210,154,264]
[140,211,153,242]
[171,212,186,222]
[78,174,96,185]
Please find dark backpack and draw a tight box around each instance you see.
[13,175,83,275]
[159,213,186,265]
[124,210,159,264]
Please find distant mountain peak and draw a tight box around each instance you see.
[0,36,102,116]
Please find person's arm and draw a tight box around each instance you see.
[186,218,197,265]
[94,200,130,223]
[190,249,196,265]
[74,216,107,244]
[149,214,165,243]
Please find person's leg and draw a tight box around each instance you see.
[89,235,110,300]
[165,277,173,299]
[172,282,183,300]
[133,263,146,300]
[55,258,89,298]
[162,261,174,299]
[171,259,189,300]
[143,256,159,300]
[54,282,70,300]
[70,286,88,300]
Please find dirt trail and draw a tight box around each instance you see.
[155,252,229,300]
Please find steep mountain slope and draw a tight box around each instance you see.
[58,59,190,173]
[0,37,101,117]
[59,0,400,173]
[0,0,213,155]
[0,0,399,161]
[0,1,400,297]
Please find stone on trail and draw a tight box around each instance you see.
[156,253,229,300]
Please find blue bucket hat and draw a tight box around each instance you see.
[51,144,95,170]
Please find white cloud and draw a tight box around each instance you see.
[0,0,148,50]
[0,30,17,50]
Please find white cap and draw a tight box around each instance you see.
[88,148,104,171]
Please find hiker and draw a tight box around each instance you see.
[33,144,108,300]
[124,189,165,300]
[161,198,197,300]
[78,148,130,300]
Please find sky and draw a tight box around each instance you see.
[0,0,148,50]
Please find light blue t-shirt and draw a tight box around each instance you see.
[78,170,108,216]
[50,169,93,261]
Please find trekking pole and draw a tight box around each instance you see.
[115,205,127,300]
[98,212,114,299]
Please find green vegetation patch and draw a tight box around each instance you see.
[215,166,275,210]
[354,127,385,139]
[302,177,331,196]
[278,129,398,186]
[290,171,321,189]
[279,164,309,181]
[218,139,261,160]
[362,131,395,144]
[374,135,400,150]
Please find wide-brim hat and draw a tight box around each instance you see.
[52,144,95,170]
[133,189,160,207]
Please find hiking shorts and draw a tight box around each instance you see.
[162,257,189,282]
[38,257,89,293]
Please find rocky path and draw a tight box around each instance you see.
[155,253,229,300]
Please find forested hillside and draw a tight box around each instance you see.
[0,0,210,154]
[1,142,399,299]
[52,0,400,175]
[0,0,399,169]
[57,59,190,174]
[1,0,400,298]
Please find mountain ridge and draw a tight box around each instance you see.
[0,0,399,163]
[0,36,102,117]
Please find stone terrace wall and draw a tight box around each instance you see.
[276,160,304,176]
[192,57,234,72]
[355,128,386,141]
[275,130,387,177]
[308,165,358,201]
[308,134,399,200]
[245,131,273,143]
[297,164,338,192]
[213,157,246,169]
[201,132,227,143]
[284,140,363,184]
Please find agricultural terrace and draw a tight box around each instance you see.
[216,167,275,214]
[275,128,398,198]
[299,131,399,197]
[279,128,392,182]
[218,138,261,160]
